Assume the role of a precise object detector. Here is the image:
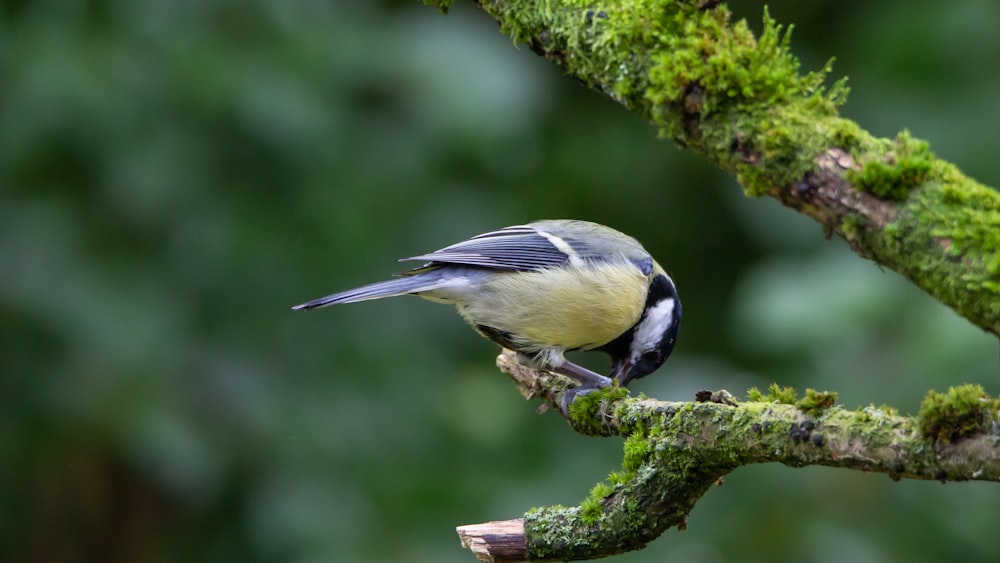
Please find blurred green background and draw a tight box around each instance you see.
[2,1,999,561]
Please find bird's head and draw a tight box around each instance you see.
[607,273,681,387]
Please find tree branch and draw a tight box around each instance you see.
[454,352,1000,561]
[435,0,1000,336]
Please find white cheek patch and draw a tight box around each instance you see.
[632,298,676,355]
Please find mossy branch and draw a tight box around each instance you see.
[454,352,1000,562]
[430,0,1000,336]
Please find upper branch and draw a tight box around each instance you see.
[461,0,1000,336]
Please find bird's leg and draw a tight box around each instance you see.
[514,353,613,415]
[552,360,613,388]
[552,361,613,416]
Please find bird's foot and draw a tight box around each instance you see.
[512,353,616,416]
[546,360,614,417]
[559,383,606,417]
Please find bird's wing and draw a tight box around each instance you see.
[401,225,578,271]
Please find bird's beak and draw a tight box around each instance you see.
[611,359,634,387]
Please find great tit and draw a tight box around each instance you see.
[293,219,681,412]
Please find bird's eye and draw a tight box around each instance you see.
[633,257,653,275]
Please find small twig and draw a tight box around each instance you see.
[456,519,526,563]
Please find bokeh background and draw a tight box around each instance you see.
[2,1,999,562]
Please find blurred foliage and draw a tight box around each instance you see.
[1,1,998,562]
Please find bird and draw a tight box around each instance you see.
[293,219,681,413]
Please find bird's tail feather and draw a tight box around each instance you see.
[292,274,444,310]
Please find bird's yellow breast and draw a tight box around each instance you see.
[454,260,649,353]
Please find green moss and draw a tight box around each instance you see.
[830,118,865,151]
[922,180,1000,280]
[622,431,653,473]
[848,131,934,200]
[641,7,847,195]
[580,482,616,525]
[918,384,999,443]
[620,496,643,525]
[882,169,1000,331]
[795,389,838,417]
[568,385,630,434]
[579,497,603,525]
[747,383,798,404]
[645,8,842,121]
[607,471,629,487]
[590,481,615,499]
[840,214,864,238]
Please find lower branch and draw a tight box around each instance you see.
[455,352,1000,562]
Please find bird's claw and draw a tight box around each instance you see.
[559,384,602,417]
